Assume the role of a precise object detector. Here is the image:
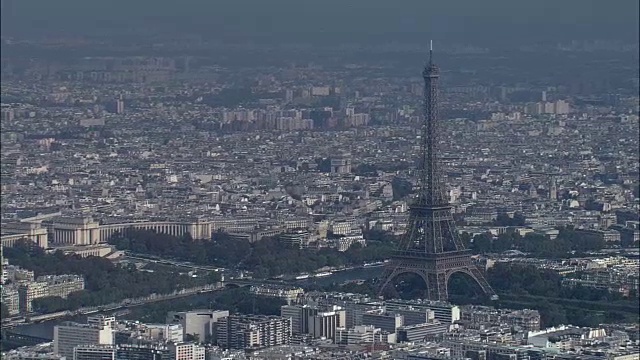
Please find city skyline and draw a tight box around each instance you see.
[1,2,638,359]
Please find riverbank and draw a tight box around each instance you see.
[8,265,383,340]
[2,284,221,330]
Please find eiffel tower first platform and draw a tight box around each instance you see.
[378,43,497,302]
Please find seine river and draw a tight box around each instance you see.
[9,266,383,340]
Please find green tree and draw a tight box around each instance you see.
[4,239,213,313]
[391,177,413,200]
[493,233,514,252]
[493,212,526,227]
[472,233,492,254]
[353,163,378,176]
[459,232,472,248]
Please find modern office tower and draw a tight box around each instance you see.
[281,304,345,338]
[166,342,205,360]
[300,306,318,336]
[378,45,495,302]
[281,305,304,334]
[73,345,116,360]
[216,315,292,350]
[54,321,114,360]
[307,305,346,341]
[166,310,229,343]
[116,344,167,360]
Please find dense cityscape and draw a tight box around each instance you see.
[1,1,639,360]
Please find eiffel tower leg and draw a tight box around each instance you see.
[377,268,401,297]
[465,265,496,296]
[424,271,448,302]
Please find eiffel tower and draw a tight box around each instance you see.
[378,42,497,302]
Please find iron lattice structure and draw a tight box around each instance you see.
[378,47,496,301]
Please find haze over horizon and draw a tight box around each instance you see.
[2,0,638,47]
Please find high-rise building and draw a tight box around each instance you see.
[281,305,304,334]
[549,177,558,201]
[307,306,346,341]
[54,321,114,360]
[73,345,116,360]
[554,100,570,114]
[116,96,125,114]
[282,304,347,340]
[216,315,291,350]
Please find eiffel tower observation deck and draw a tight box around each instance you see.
[378,42,497,302]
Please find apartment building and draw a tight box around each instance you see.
[216,315,291,350]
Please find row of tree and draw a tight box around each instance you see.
[487,262,639,327]
[121,287,285,326]
[3,240,218,313]
[461,226,608,257]
[108,229,396,277]
[106,223,613,277]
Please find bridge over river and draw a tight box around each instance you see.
[0,330,51,351]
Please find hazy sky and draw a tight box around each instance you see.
[2,0,639,45]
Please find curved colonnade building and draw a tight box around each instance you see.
[0,216,263,249]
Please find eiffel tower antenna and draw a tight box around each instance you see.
[377,43,497,302]
[429,40,433,64]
